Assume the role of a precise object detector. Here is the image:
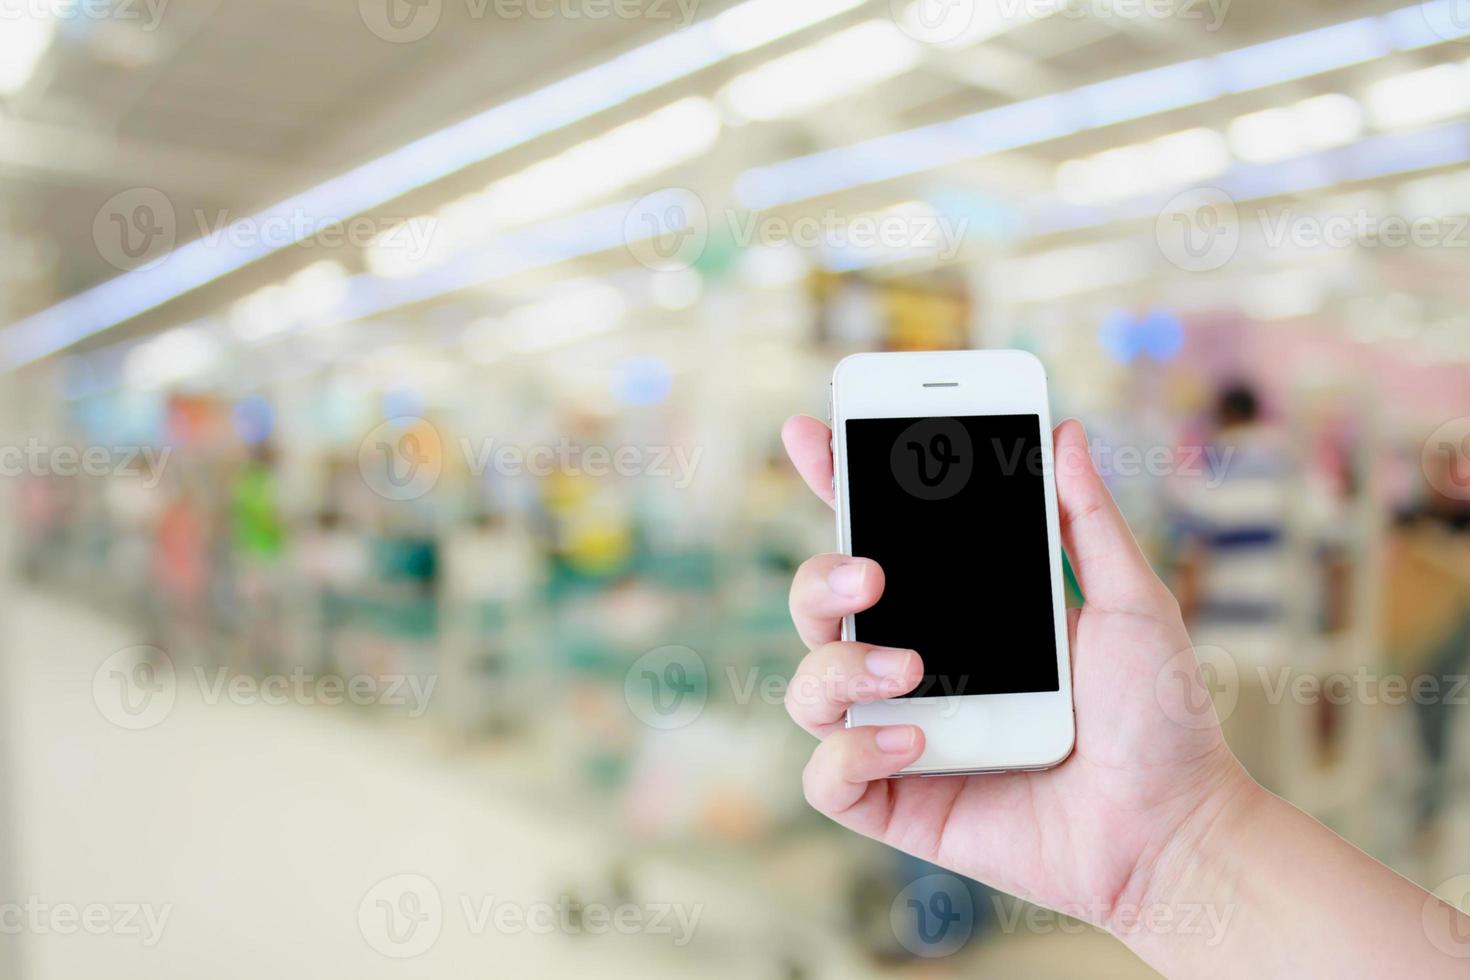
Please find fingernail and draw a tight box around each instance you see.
[828,560,869,597]
[875,726,917,753]
[865,647,914,678]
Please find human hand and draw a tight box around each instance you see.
[780,415,1255,933]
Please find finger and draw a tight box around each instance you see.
[1052,419,1173,617]
[782,415,835,508]
[802,725,924,828]
[790,553,885,650]
[786,641,923,737]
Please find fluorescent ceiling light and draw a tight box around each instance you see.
[721,20,921,122]
[1367,63,1470,130]
[0,5,55,96]
[228,260,348,342]
[1294,94,1365,151]
[369,97,720,279]
[503,281,628,352]
[1228,107,1301,163]
[1215,18,1388,93]
[1228,95,1363,164]
[819,200,952,272]
[987,241,1151,303]
[2,0,871,366]
[1241,270,1326,321]
[738,6,1438,210]
[1055,128,1227,206]
[712,0,866,53]
[228,285,291,345]
[123,325,221,389]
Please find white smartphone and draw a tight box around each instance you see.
[833,350,1074,775]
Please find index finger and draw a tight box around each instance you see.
[782,415,835,508]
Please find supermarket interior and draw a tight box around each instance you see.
[3,0,1470,976]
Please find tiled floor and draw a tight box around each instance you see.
[0,589,1156,979]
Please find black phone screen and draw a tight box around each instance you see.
[844,414,1059,697]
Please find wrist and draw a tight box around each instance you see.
[1105,749,1270,959]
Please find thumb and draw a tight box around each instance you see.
[1052,419,1173,617]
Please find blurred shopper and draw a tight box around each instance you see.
[1386,448,1470,836]
[153,477,210,657]
[229,443,287,671]
[1171,383,1294,660]
[292,507,367,674]
[439,507,544,734]
[104,457,164,624]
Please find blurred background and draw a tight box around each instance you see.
[2,0,1470,976]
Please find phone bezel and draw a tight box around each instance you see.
[833,350,1075,775]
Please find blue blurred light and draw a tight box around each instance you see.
[1073,60,1220,127]
[1214,18,1388,93]
[1139,309,1185,361]
[382,388,425,421]
[1100,309,1136,363]
[231,396,275,445]
[1100,309,1185,363]
[615,356,673,406]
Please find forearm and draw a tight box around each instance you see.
[1119,774,1469,978]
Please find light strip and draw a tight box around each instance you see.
[736,3,1465,210]
[12,0,1467,367]
[1,0,868,367]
